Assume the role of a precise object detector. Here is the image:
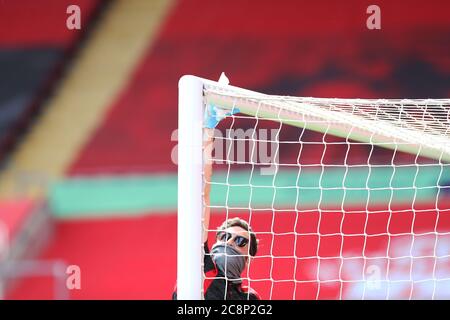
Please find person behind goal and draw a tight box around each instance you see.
[173,103,260,300]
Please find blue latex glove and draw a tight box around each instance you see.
[204,104,240,129]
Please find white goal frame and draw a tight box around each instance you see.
[177,75,450,300]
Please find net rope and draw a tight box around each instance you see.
[202,87,450,299]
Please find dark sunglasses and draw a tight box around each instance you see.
[217,231,249,247]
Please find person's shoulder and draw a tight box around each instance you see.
[241,285,261,300]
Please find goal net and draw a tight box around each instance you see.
[177,75,450,300]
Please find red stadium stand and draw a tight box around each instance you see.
[0,0,103,163]
[3,0,449,299]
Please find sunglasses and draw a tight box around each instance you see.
[217,231,249,247]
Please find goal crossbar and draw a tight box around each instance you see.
[205,86,450,163]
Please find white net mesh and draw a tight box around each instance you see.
[202,85,450,300]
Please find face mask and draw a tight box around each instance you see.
[211,243,246,283]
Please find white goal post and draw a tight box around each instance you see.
[177,75,450,300]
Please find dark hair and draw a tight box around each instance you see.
[217,217,258,257]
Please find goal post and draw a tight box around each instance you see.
[177,76,204,299]
[177,74,450,300]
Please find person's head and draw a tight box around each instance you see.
[214,217,258,258]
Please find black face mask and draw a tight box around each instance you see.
[211,243,246,283]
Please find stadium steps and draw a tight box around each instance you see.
[0,0,175,199]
